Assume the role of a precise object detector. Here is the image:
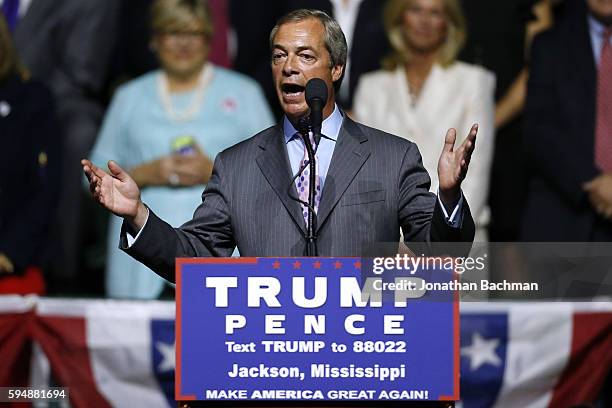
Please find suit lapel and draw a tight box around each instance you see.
[256,125,307,235]
[316,117,371,231]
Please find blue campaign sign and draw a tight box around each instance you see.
[176,257,459,402]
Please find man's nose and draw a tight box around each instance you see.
[282,54,299,76]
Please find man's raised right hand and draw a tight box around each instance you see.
[82,159,149,231]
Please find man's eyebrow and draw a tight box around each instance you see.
[272,45,316,53]
[295,46,315,52]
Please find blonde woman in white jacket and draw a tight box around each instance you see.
[354,0,495,243]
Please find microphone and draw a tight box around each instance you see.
[300,78,327,257]
[305,78,328,143]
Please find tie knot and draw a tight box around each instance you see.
[295,131,317,151]
[603,28,612,41]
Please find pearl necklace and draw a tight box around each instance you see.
[157,63,213,122]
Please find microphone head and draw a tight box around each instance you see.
[305,78,328,107]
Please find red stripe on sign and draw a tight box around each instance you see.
[440,272,461,401]
[176,259,195,401]
[176,257,258,265]
[549,312,612,407]
[31,316,112,408]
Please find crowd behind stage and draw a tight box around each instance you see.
[0,0,611,299]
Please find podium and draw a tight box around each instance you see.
[175,257,460,406]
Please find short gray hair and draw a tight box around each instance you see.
[269,9,347,91]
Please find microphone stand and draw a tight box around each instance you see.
[300,130,318,257]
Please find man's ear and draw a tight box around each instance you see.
[332,65,344,82]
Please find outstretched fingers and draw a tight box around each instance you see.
[107,160,129,182]
[443,128,457,153]
[467,123,478,142]
[460,124,478,151]
[89,174,99,194]
[459,124,478,164]
[82,159,107,203]
[86,160,108,180]
[82,160,94,181]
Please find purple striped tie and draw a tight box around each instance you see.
[296,131,321,224]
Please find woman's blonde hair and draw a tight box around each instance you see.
[150,0,214,38]
[382,0,466,70]
[0,14,28,81]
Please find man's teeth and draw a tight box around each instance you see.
[284,90,303,96]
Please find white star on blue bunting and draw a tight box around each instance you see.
[155,340,175,373]
[461,332,502,371]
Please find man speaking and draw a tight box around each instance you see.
[82,9,477,283]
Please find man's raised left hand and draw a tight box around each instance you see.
[437,124,478,209]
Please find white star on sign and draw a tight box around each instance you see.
[461,332,501,371]
[156,340,175,373]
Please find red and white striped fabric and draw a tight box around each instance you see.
[0,297,610,408]
[0,296,36,394]
[27,298,175,408]
[459,302,612,408]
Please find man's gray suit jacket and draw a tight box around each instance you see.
[122,117,475,282]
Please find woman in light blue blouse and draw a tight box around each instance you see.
[90,0,274,299]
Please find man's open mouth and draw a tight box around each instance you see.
[281,83,305,97]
